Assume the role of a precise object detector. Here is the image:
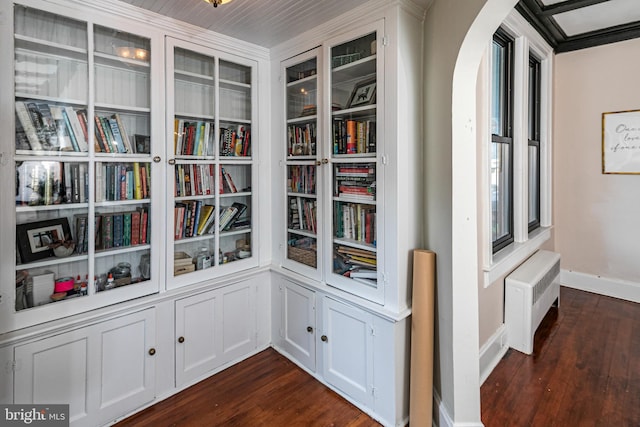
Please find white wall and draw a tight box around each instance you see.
[424,0,519,424]
[554,38,640,286]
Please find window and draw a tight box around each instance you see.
[483,12,553,286]
[490,30,514,253]
[528,55,541,232]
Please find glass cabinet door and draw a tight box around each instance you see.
[328,29,382,304]
[13,5,155,316]
[92,25,153,295]
[283,50,320,275]
[166,39,255,288]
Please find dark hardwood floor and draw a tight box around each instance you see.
[482,286,640,426]
[116,286,639,427]
[115,348,381,427]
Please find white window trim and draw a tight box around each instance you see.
[482,10,554,287]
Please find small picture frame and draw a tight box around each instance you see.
[346,78,377,109]
[602,109,640,174]
[16,217,72,264]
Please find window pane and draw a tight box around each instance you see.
[528,144,540,226]
[528,58,540,141]
[491,41,505,136]
[491,142,511,242]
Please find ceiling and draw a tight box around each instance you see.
[116,0,638,53]
[517,0,640,53]
[116,0,374,48]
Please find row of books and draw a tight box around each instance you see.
[15,100,144,154]
[16,161,88,206]
[220,126,251,157]
[333,118,376,155]
[289,197,317,233]
[288,123,316,156]
[96,162,150,202]
[287,165,316,194]
[174,120,214,156]
[175,164,215,198]
[73,208,149,253]
[334,202,376,245]
[16,101,89,152]
[175,202,216,239]
[174,201,248,240]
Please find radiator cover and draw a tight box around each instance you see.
[505,250,561,355]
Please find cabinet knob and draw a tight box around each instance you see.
[167,158,175,165]
[307,326,313,333]
[148,348,156,356]
[153,156,162,163]
[321,335,328,342]
[178,336,185,343]
[315,160,322,166]
[321,158,329,164]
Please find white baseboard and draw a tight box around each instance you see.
[432,390,484,427]
[433,390,454,427]
[479,324,508,385]
[561,269,640,304]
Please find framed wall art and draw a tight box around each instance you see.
[602,109,640,174]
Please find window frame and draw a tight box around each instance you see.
[491,29,515,253]
[527,55,541,233]
[482,11,554,288]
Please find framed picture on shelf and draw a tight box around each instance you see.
[347,78,376,108]
[602,109,640,174]
[16,217,72,264]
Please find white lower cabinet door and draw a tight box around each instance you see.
[14,328,92,426]
[175,281,256,387]
[220,282,256,366]
[175,289,223,388]
[13,308,156,427]
[281,280,316,371]
[94,308,156,425]
[321,297,374,408]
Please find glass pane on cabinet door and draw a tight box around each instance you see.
[94,26,151,155]
[15,6,89,154]
[219,164,252,265]
[171,47,217,280]
[330,33,379,294]
[15,160,90,309]
[285,55,318,270]
[93,161,152,291]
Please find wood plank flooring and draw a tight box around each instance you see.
[116,286,639,427]
[481,286,640,426]
[115,348,381,427]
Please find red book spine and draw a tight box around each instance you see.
[131,211,141,245]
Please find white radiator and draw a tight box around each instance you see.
[505,250,560,355]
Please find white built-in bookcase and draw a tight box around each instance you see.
[0,0,262,334]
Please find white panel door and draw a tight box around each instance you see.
[220,282,256,365]
[321,297,374,408]
[281,280,316,371]
[14,328,91,425]
[95,308,156,425]
[175,289,222,387]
